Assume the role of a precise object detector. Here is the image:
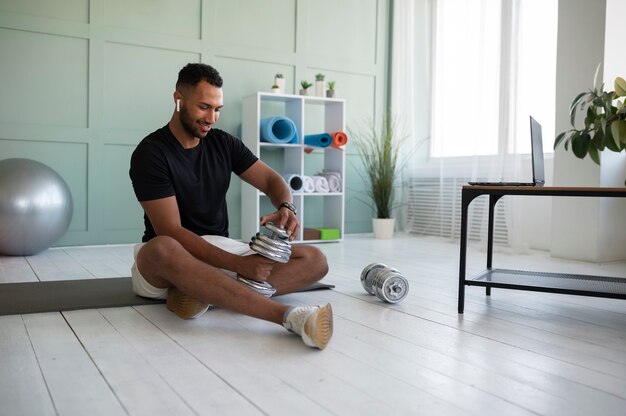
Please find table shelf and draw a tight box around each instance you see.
[468,268,626,299]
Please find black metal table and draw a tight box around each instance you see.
[458,186,626,313]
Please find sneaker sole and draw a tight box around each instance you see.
[303,303,333,349]
[166,287,210,319]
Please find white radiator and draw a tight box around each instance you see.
[406,177,510,246]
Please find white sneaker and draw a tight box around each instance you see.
[283,304,333,349]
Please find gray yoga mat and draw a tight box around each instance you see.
[0,278,335,316]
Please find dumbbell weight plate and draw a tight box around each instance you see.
[374,269,409,303]
[262,222,290,240]
[249,242,290,263]
[251,235,291,256]
[255,233,291,252]
[360,263,388,295]
[236,274,277,297]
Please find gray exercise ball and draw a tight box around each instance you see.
[0,158,73,256]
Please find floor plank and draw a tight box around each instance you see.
[0,256,38,283]
[63,246,134,278]
[26,249,94,281]
[62,309,197,416]
[22,312,126,416]
[0,315,56,416]
[98,306,264,415]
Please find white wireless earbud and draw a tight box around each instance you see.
[176,99,181,112]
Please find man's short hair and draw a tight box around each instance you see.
[176,63,223,89]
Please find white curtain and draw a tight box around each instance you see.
[392,0,557,250]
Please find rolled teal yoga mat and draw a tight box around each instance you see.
[260,116,297,144]
[304,133,332,148]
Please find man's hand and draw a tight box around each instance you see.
[260,207,299,240]
[237,254,276,281]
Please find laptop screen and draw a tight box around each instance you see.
[529,116,545,186]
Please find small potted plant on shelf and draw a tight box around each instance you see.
[326,81,336,98]
[315,73,325,97]
[351,114,407,239]
[274,73,285,92]
[300,80,312,96]
[271,84,281,94]
[554,67,626,183]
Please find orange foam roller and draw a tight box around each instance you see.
[330,131,348,149]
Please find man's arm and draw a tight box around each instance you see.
[239,160,300,238]
[140,196,275,280]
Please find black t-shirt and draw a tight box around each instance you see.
[129,125,258,242]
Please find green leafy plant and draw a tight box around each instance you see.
[554,72,626,165]
[315,73,325,82]
[351,114,407,219]
[271,84,280,89]
[300,80,312,89]
[327,81,336,90]
[275,73,284,79]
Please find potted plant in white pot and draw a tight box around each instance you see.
[352,114,406,239]
[274,73,285,93]
[315,73,325,97]
[554,72,626,184]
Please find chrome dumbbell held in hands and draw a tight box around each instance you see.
[249,222,291,263]
[238,222,292,297]
[360,263,409,303]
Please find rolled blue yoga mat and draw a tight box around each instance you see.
[304,133,332,148]
[260,116,297,144]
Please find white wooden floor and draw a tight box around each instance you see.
[1,234,625,416]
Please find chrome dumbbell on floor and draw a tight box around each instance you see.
[237,222,292,297]
[360,263,409,303]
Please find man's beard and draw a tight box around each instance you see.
[180,106,208,139]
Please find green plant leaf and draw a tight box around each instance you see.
[593,62,603,92]
[610,121,620,148]
[554,131,569,150]
[615,76,626,97]
[569,92,587,126]
[587,144,600,165]
[611,119,626,145]
[571,132,590,159]
[584,106,596,128]
[605,125,620,152]
[592,127,605,151]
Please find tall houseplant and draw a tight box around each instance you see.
[352,114,405,238]
[554,73,626,176]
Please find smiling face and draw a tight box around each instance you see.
[175,80,224,140]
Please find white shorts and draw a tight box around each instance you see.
[130,235,255,299]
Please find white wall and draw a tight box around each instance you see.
[551,0,626,262]
[598,0,626,260]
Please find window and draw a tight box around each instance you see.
[431,0,558,158]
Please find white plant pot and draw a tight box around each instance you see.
[274,78,285,92]
[315,80,325,97]
[372,218,395,239]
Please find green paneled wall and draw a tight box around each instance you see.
[0,0,388,246]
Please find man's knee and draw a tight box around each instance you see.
[137,235,183,271]
[304,245,329,279]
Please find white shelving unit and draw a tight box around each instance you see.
[241,92,346,243]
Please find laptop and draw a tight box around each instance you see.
[468,116,545,187]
